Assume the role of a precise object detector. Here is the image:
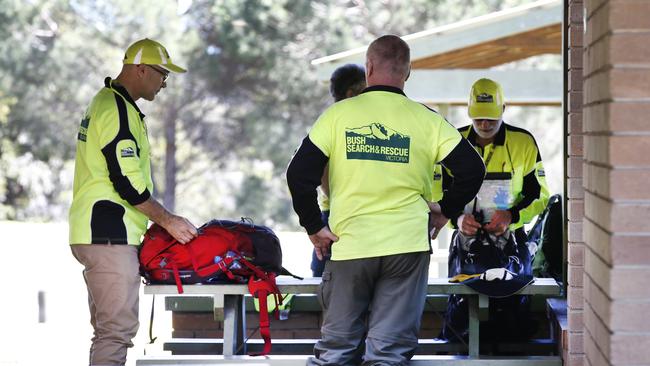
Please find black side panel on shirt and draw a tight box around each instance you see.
[90,200,128,244]
[101,94,151,206]
[512,170,541,214]
[286,137,329,234]
[438,139,486,224]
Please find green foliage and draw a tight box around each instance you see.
[0,0,187,220]
[176,0,535,228]
[0,0,554,229]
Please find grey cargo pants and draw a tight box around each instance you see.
[308,251,430,366]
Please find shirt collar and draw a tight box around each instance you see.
[104,77,146,120]
[360,85,406,96]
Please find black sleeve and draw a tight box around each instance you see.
[438,139,485,225]
[508,169,541,223]
[286,137,329,234]
[101,94,151,206]
[441,163,453,192]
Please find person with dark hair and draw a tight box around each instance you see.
[287,34,484,365]
[311,63,366,277]
[329,63,366,102]
[69,38,197,366]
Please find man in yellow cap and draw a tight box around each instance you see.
[439,78,550,342]
[451,78,549,245]
[69,38,197,366]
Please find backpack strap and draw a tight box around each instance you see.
[198,257,239,281]
[247,274,282,356]
[171,263,184,294]
[193,261,232,279]
[148,295,158,344]
[279,266,303,280]
[239,257,283,356]
[251,287,272,355]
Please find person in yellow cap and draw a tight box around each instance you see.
[69,38,197,366]
[450,78,549,246]
[438,78,550,342]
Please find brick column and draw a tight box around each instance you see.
[582,1,650,365]
[567,0,585,365]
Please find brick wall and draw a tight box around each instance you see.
[172,311,323,339]
[171,310,445,340]
[567,0,586,365]
[582,1,650,365]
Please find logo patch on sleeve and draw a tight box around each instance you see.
[77,116,90,142]
[538,168,545,177]
[121,147,135,158]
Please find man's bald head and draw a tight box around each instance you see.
[366,35,411,85]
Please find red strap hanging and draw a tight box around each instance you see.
[252,289,272,356]
[246,265,283,356]
[168,250,285,354]
[171,263,184,294]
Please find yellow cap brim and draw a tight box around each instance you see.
[159,63,187,73]
[468,104,502,120]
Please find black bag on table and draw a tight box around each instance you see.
[441,226,535,344]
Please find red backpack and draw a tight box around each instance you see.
[139,219,290,355]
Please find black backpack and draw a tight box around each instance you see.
[528,194,563,281]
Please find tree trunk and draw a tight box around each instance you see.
[163,104,178,212]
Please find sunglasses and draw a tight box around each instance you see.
[146,65,169,82]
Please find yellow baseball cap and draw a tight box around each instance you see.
[123,38,186,73]
[468,78,504,120]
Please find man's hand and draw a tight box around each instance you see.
[135,198,198,244]
[427,202,448,240]
[483,209,512,236]
[457,213,482,236]
[309,227,339,260]
[161,215,198,244]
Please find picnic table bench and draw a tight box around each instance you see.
[142,276,561,365]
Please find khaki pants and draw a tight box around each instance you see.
[71,244,141,366]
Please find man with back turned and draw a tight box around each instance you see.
[287,35,485,365]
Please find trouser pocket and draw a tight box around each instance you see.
[318,270,332,311]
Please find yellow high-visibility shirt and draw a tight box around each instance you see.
[69,78,153,245]
[308,86,462,260]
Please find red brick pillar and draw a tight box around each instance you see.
[583,1,650,365]
[567,0,585,365]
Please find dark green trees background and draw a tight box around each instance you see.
[0,0,541,229]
